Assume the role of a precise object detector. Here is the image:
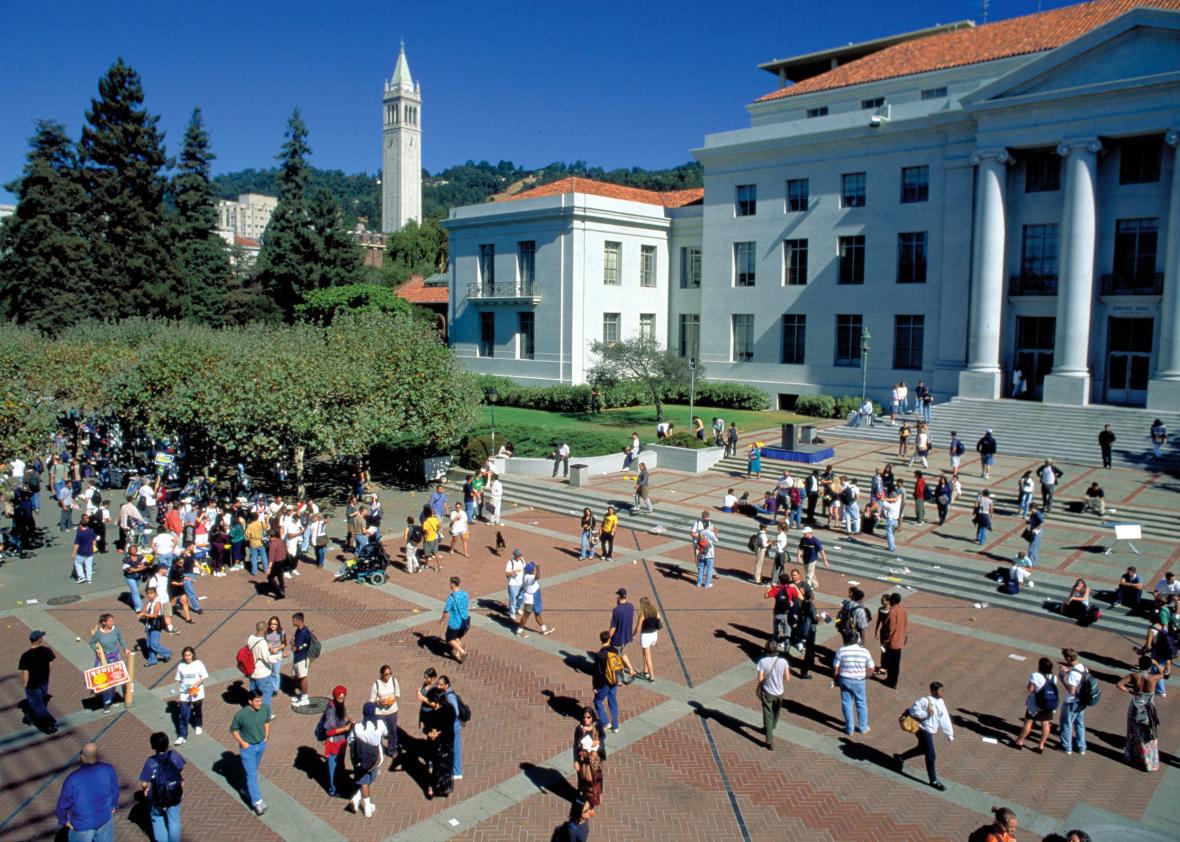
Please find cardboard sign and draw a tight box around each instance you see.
[154,451,176,467]
[85,661,130,693]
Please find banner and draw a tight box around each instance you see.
[85,661,130,693]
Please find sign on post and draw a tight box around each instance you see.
[85,661,130,693]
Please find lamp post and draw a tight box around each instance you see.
[488,386,498,459]
[688,358,697,433]
[860,327,872,406]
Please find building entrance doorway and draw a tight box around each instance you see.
[1013,316,1055,400]
[1106,317,1152,406]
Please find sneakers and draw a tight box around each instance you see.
[194,727,203,735]
[452,774,463,780]
[610,725,620,734]
[292,569,301,576]
[174,737,186,745]
[930,780,946,791]
[254,800,267,816]
[283,572,292,579]
[541,627,555,636]
[363,801,376,818]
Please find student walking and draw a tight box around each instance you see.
[318,686,352,797]
[895,682,953,791]
[516,563,555,636]
[139,731,185,842]
[231,691,271,815]
[441,576,471,662]
[833,630,874,735]
[976,429,998,479]
[348,703,386,817]
[632,596,661,682]
[89,613,129,713]
[593,631,623,734]
[756,641,789,750]
[19,630,58,733]
[174,646,208,745]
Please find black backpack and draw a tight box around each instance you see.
[350,735,380,772]
[1152,627,1179,662]
[747,533,759,552]
[409,524,424,543]
[453,691,472,725]
[150,752,183,807]
[1076,668,1101,710]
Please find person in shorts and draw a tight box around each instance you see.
[421,507,442,572]
[633,596,661,682]
[440,577,470,662]
[515,562,555,636]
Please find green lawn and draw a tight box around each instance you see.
[477,403,812,457]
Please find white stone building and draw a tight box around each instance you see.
[382,42,422,232]
[446,0,1180,410]
[216,193,277,242]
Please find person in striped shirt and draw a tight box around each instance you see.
[833,631,874,735]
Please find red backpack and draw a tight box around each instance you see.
[235,644,255,677]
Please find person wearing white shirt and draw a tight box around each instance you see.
[771,524,789,583]
[752,524,770,585]
[859,399,874,427]
[722,489,738,513]
[895,681,953,790]
[173,646,209,745]
[487,475,503,526]
[1058,648,1088,755]
[1154,571,1180,596]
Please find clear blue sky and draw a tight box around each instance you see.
[2,0,1072,201]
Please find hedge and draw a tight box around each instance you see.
[795,394,883,419]
[474,375,769,412]
[456,427,624,467]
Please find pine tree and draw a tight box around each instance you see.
[171,108,233,324]
[256,109,315,321]
[79,58,182,318]
[0,121,93,331]
[307,187,362,290]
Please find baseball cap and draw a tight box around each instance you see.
[802,526,813,534]
[616,588,628,597]
[29,630,45,642]
[512,549,523,558]
[524,562,536,574]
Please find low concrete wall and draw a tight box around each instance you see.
[646,444,726,473]
[496,450,655,477]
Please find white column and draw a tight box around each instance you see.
[958,148,1009,400]
[1043,138,1101,406]
[1149,130,1180,410]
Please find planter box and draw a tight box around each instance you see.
[645,444,726,474]
[496,450,655,477]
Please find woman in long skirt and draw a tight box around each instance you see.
[1117,655,1163,771]
[424,686,455,798]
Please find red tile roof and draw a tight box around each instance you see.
[396,274,449,305]
[233,236,260,248]
[755,0,1180,102]
[497,177,704,208]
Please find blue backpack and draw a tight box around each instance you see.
[1036,677,1059,712]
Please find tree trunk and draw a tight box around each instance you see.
[294,445,306,500]
[654,397,664,423]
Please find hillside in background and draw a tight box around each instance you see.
[212,160,702,226]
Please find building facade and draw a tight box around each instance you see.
[382,43,422,233]
[446,0,1180,409]
[216,193,277,241]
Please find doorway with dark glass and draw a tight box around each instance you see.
[1013,316,1055,400]
[1106,317,1152,406]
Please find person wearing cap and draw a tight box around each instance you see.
[517,563,555,636]
[895,681,953,790]
[795,527,828,590]
[348,701,386,816]
[609,588,637,678]
[55,742,119,839]
[505,549,526,617]
[976,429,998,480]
[440,576,470,662]
[319,685,353,798]
[19,629,58,733]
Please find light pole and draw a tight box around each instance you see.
[488,386,498,459]
[688,358,697,433]
[860,327,872,406]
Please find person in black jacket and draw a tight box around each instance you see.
[976,430,998,479]
[1098,425,1116,469]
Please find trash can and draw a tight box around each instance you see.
[800,425,816,445]
[781,424,798,450]
[570,463,589,487]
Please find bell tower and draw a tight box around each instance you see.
[381,41,422,232]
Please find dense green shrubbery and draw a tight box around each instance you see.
[662,431,709,450]
[473,375,768,412]
[795,394,882,419]
[456,427,625,467]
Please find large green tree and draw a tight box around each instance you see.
[0,121,92,330]
[382,217,447,284]
[306,186,362,290]
[79,58,181,318]
[170,108,232,324]
[256,109,314,321]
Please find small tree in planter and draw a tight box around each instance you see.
[588,337,700,422]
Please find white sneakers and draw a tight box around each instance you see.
[350,792,375,817]
[174,737,186,745]
[194,727,203,735]
[291,695,310,707]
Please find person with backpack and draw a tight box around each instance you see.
[837,587,873,643]
[436,675,466,782]
[243,621,279,708]
[895,681,953,791]
[290,612,315,707]
[139,731,185,842]
[317,686,353,798]
[347,702,386,817]
[976,429,998,480]
[694,521,717,588]
[593,630,623,734]
[1139,613,1176,696]
[1014,656,1058,752]
[403,516,423,573]
[423,684,457,799]
[948,431,966,478]
[1058,649,1090,755]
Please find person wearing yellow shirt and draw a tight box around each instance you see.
[599,506,618,561]
[245,515,267,575]
[421,511,442,572]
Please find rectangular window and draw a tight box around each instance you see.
[834,314,863,367]
[1114,218,1159,281]
[784,239,808,286]
[860,96,885,110]
[841,172,866,208]
[786,178,809,212]
[479,243,495,290]
[838,235,865,285]
[920,86,947,100]
[734,241,757,287]
[893,315,925,370]
[781,314,806,364]
[900,165,929,203]
[805,106,828,118]
[678,314,700,359]
[680,246,701,289]
[897,232,927,284]
[517,312,535,360]
[735,184,757,216]
[640,245,657,287]
[639,313,656,341]
[1021,224,1059,280]
[602,312,620,344]
[1119,137,1162,184]
[479,312,495,358]
[732,314,754,362]
[1025,149,1061,193]
[517,241,535,289]
[603,241,621,285]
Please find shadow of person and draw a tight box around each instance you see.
[955,707,1019,742]
[293,745,324,786]
[519,761,580,801]
[220,681,251,707]
[210,750,247,805]
[837,736,899,771]
[410,631,451,659]
[652,561,689,582]
[783,698,845,733]
[541,689,585,720]
[557,649,596,677]
[713,627,766,662]
[686,700,762,748]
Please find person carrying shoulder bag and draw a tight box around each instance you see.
[895,681,953,791]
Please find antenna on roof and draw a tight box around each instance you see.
[981,0,990,23]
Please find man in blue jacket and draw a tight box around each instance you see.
[56,742,120,841]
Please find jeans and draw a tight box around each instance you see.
[838,677,869,734]
[326,750,343,796]
[976,525,989,545]
[315,545,326,567]
[899,728,938,783]
[149,803,181,842]
[1060,699,1086,753]
[59,508,74,531]
[593,684,619,730]
[453,717,463,776]
[249,545,267,576]
[844,504,859,533]
[183,575,201,614]
[144,628,171,665]
[465,499,476,522]
[696,555,715,587]
[354,533,369,557]
[789,506,802,529]
[240,740,267,805]
[507,584,522,616]
[125,576,143,611]
[1153,440,1163,458]
[31,490,40,511]
[1018,492,1032,517]
[178,699,203,738]
[250,674,277,706]
[885,517,897,552]
[24,683,54,726]
[922,404,931,423]
[580,531,594,559]
[68,819,114,842]
[73,554,94,582]
[97,651,121,708]
[1027,530,1042,565]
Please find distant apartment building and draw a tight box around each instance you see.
[216,193,278,242]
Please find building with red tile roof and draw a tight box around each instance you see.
[498,177,703,208]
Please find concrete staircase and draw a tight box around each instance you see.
[459,471,1153,639]
[825,397,1180,470]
